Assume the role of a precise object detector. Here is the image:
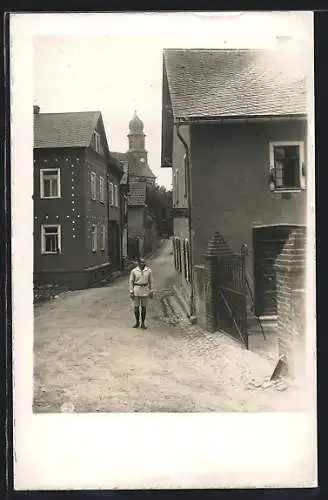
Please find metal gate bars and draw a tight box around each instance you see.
[214,245,248,348]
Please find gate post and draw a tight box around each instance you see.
[241,244,249,349]
[204,232,231,333]
[274,227,306,378]
[204,252,217,332]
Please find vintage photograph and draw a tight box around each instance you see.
[31,11,314,415]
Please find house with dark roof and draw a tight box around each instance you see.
[161,42,308,330]
[112,112,159,257]
[33,106,127,290]
[112,112,156,184]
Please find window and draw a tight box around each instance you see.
[269,141,305,191]
[91,225,97,252]
[99,176,105,203]
[114,185,119,208]
[177,239,182,272]
[100,225,106,251]
[183,239,191,282]
[92,131,103,154]
[108,182,114,206]
[41,225,61,254]
[174,169,180,205]
[172,238,177,268]
[40,168,61,198]
[173,170,179,206]
[90,171,97,200]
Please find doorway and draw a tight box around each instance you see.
[253,225,293,317]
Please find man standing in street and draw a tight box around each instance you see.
[129,257,154,329]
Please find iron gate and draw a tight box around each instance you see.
[214,246,248,348]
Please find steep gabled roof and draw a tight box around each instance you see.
[112,151,128,164]
[34,111,101,149]
[112,151,156,179]
[128,180,146,206]
[163,48,308,119]
[132,157,156,179]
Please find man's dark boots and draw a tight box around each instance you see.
[133,307,140,328]
[141,306,147,329]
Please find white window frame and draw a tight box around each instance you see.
[40,168,61,199]
[90,171,97,200]
[173,170,177,206]
[41,224,61,254]
[91,225,97,252]
[100,225,106,251]
[108,182,114,207]
[99,176,105,203]
[269,141,305,192]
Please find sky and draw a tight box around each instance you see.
[33,11,312,188]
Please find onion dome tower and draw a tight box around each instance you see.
[127,110,148,165]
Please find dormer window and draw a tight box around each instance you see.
[92,130,103,155]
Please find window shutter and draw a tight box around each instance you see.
[300,162,306,190]
[173,238,177,269]
[177,238,182,272]
[108,182,114,206]
[116,185,119,207]
[186,240,190,282]
[183,239,187,278]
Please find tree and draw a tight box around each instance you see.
[146,183,173,237]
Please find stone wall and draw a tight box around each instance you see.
[275,226,306,379]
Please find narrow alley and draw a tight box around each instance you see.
[34,241,305,413]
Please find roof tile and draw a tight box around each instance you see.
[128,180,146,206]
[164,48,308,119]
[112,151,156,179]
[34,111,101,148]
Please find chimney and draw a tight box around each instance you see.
[33,105,40,114]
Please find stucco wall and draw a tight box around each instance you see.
[190,119,307,269]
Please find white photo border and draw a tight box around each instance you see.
[11,11,317,490]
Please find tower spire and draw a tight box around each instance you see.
[127,111,147,161]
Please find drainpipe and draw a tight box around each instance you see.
[176,123,195,319]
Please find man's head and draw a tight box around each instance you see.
[138,258,146,270]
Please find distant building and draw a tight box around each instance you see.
[113,112,158,257]
[161,45,308,328]
[33,106,125,290]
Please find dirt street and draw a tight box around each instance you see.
[34,240,305,413]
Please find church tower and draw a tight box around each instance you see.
[127,111,148,165]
